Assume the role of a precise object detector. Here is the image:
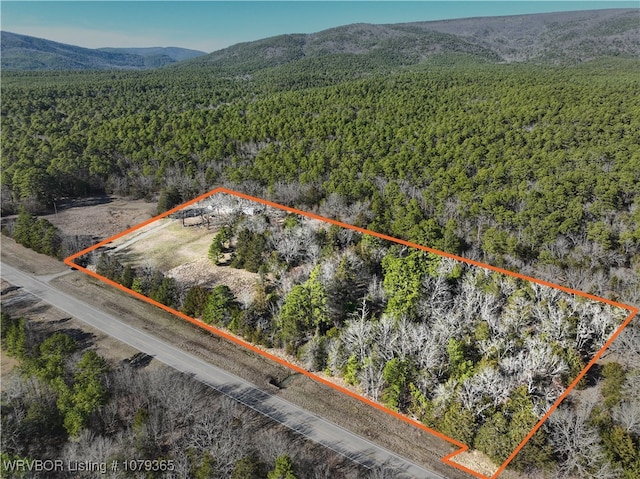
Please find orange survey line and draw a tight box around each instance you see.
[64,187,638,479]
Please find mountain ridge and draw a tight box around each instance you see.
[2,8,638,72]
[0,31,206,71]
[395,8,640,63]
[179,8,639,75]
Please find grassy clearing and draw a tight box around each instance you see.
[114,220,215,270]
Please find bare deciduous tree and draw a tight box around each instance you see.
[61,430,118,478]
[359,356,385,401]
[613,400,640,435]
[548,400,620,479]
[459,366,510,416]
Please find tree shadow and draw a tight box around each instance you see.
[51,317,72,325]
[122,352,154,369]
[1,285,22,295]
[58,327,95,351]
[55,195,113,212]
[583,363,602,388]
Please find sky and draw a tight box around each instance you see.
[1,1,637,53]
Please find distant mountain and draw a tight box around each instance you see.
[181,24,502,74]
[399,8,640,63]
[98,46,206,64]
[2,9,637,73]
[184,8,639,74]
[0,32,206,71]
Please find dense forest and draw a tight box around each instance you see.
[2,59,639,306]
[1,14,639,478]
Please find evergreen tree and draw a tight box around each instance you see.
[36,332,77,384]
[439,401,477,447]
[3,316,28,359]
[202,285,236,325]
[157,187,182,214]
[267,455,296,479]
[382,357,415,411]
[152,276,178,307]
[13,207,36,248]
[121,265,135,288]
[182,285,210,317]
[131,277,145,294]
[474,411,510,462]
[232,454,264,479]
[208,226,231,264]
[382,249,429,318]
[278,266,329,353]
[231,229,267,272]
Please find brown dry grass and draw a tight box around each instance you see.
[111,220,213,270]
[41,195,157,241]
[1,236,68,275]
[1,349,20,383]
[449,450,502,479]
[110,219,260,300]
[168,258,259,301]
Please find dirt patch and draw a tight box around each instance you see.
[449,450,501,478]
[168,258,259,301]
[41,195,156,241]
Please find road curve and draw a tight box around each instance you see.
[1,261,447,479]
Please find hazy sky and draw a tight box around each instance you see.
[2,1,636,53]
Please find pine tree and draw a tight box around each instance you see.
[202,285,236,325]
[278,266,329,353]
[152,277,178,307]
[382,249,428,318]
[121,265,135,288]
[267,455,296,479]
[439,402,477,446]
[208,226,231,264]
[474,411,510,462]
[182,286,209,317]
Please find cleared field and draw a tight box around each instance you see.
[110,219,260,300]
[41,195,157,240]
[111,219,213,270]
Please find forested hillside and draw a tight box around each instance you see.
[3,9,638,73]
[402,8,640,63]
[0,31,205,71]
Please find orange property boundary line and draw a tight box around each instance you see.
[65,187,638,479]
